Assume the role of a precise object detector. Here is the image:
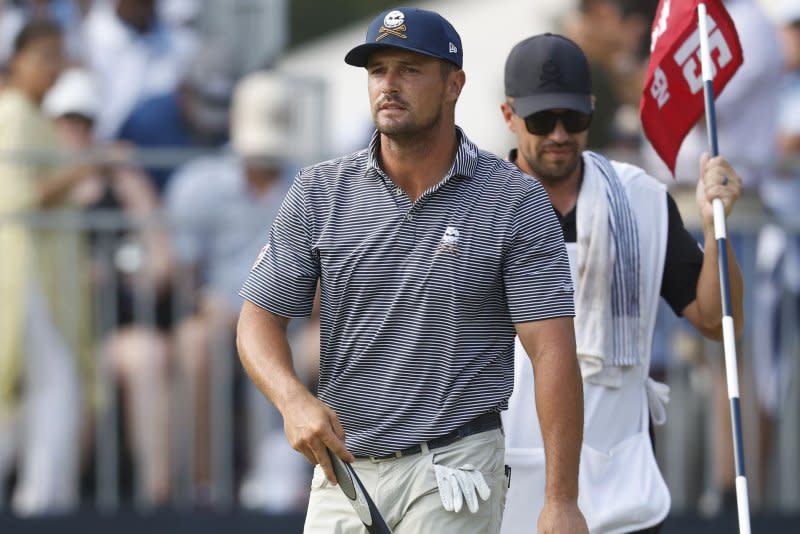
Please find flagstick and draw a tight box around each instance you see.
[697,4,751,534]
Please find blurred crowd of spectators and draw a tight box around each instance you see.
[0,0,316,516]
[0,0,797,520]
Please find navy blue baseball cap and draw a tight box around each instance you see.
[345,7,463,68]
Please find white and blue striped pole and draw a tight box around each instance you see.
[697,4,751,534]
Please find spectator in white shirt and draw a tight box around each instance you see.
[81,0,197,140]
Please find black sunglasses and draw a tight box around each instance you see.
[523,109,593,136]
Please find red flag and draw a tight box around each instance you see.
[640,0,743,175]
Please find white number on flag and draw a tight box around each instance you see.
[673,14,733,95]
[651,67,670,108]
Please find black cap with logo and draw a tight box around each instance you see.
[504,33,592,118]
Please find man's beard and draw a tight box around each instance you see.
[373,96,443,139]
[525,141,581,184]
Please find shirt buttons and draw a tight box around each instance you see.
[406,213,414,221]
[395,187,403,196]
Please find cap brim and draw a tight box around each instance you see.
[345,43,457,67]
[511,93,592,117]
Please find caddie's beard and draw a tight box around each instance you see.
[526,140,581,185]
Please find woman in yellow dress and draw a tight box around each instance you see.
[0,20,94,514]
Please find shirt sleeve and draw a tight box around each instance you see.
[239,171,319,317]
[660,193,704,315]
[504,181,575,323]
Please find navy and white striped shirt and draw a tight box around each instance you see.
[240,128,574,456]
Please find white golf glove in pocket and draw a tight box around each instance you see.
[434,463,491,513]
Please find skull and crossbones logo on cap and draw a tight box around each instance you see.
[377,10,408,40]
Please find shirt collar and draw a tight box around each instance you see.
[508,148,519,166]
[366,126,480,181]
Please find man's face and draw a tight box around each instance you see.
[366,49,457,139]
[501,103,589,185]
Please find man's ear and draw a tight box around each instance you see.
[500,102,517,132]
[447,69,466,103]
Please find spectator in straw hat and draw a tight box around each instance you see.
[165,70,297,504]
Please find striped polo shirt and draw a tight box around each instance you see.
[240,128,574,457]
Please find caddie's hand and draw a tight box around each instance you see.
[281,389,354,485]
[696,153,742,230]
[537,500,588,534]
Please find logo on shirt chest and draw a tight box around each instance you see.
[436,226,461,255]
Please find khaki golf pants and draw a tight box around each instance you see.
[304,428,508,533]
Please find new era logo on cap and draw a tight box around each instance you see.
[345,7,463,68]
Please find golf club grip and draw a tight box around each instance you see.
[327,449,393,533]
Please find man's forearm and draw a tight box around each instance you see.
[237,300,353,476]
[535,350,583,503]
[516,317,583,504]
[236,300,309,412]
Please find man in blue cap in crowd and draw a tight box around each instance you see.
[237,8,588,533]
